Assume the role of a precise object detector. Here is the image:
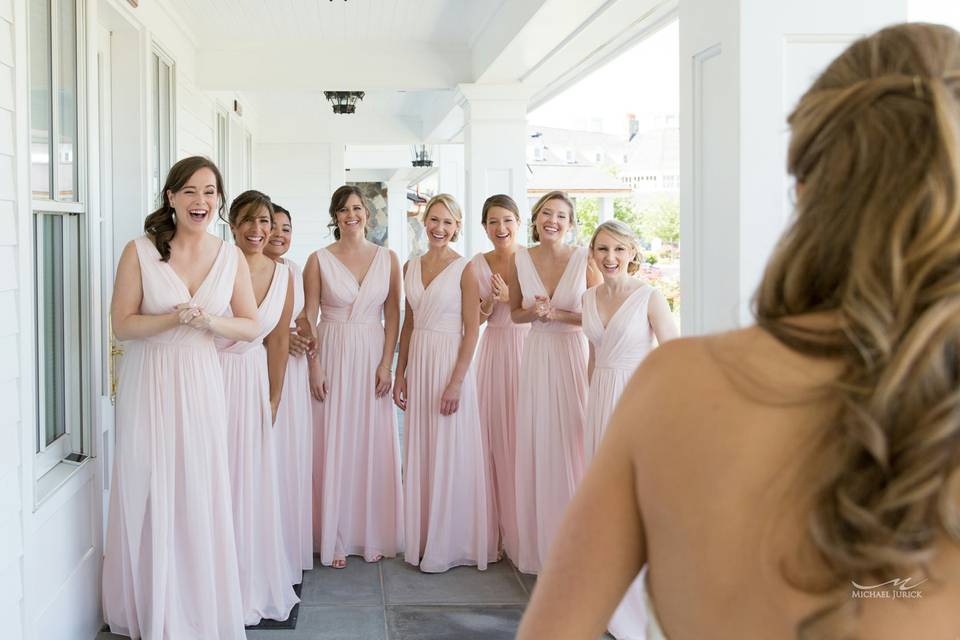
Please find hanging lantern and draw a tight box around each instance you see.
[410,144,433,167]
[324,91,365,114]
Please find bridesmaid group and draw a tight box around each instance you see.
[101,155,677,639]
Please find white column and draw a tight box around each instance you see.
[679,0,908,335]
[386,177,408,257]
[436,144,466,255]
[600,196,615,223]
[458,84,530,258]
[328,143,346,195]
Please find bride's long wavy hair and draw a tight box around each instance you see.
[753,23,960,634]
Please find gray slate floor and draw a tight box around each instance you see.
[98,556,611,639]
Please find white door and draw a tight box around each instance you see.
[97,25,117,540]
[678,0,908,334]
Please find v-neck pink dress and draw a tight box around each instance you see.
[274,258,314,583]
[471,252,529,563]
[513,245,590,575]
[312,246,404,565]
[216,261,298,625]
[103,236,246,640]
[402,256,492,572]
[583,283,656,640]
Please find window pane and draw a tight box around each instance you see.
[36,214,66,449]
[152,53,160,204]
[159,60,171,182]
[57,0,78,202]
[29,0,52,200]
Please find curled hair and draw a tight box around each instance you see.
[328,185,369,240]
[589,219,642,275]
[228,190,274,229]
[752,23,960,633]
[143,156,226,262]
[423,193,463,242]
[481,194,520,225]
[530,191,576,242]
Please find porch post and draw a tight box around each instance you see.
[457,84,530,258]
[679,0,908,334]
[386,177,408,257]
[600,196,615,223]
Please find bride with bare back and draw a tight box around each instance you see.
[102,156,259,639]
[519,23,960,640]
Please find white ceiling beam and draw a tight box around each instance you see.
[196,47,472,91]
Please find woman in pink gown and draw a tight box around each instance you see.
[509,190,602,575]
[304,185,403,568]
[103,157,260,639]
[393,193,493,572]
[471,194,529,563]
[264,203,315,583]
[216,190,298,625]
[582,220,678,640]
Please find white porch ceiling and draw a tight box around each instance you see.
[173,0,505,49]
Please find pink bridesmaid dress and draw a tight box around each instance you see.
[471,253,529,563]
[274,258,314,583]
[216,262,299,626]
[514,245,590,575]
[583,284,656,640]
[403,256,492,572]
[313,246,403,565]
[103,236,246,639]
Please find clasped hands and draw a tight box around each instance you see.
[175,303,212,330]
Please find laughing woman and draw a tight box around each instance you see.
[582,220,678,640]
[394,193,493,572]
[103,156,259,639]
[471,194,530,563]
[509,190,602,575]
[264,203,316,584]
[216,190,298,625]
[304,185,404,568]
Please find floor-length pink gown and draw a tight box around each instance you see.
[403,256,492,572]
[583,283,656,639]
[313,246,404,565]
[216,261,299,626]
[514,245,590,575]
[471,252,529,563]
[103,236,246,640]
[274,258,314,583]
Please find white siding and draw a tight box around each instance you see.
[0,0,22,637]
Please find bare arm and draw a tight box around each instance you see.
[649,289,680,345]
[451,264,481,385]
[392,261,414,411]
[204,253,260,342]
[517,363,651,640]
[264,270,294,422]
[380,250,402,370]
[111,241,180,340]
[302,251,321,333]
[509,254,540,324]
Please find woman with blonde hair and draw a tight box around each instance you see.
[304,185,404,569]
[508,190,602,575]
[471,194,530,563]
[393,193,492,572]
[582,219,678,639]
[519,23,960,639]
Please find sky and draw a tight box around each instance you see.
[529,2,960,136]
[528,20,678,136]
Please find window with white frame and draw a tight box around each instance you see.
[151,49,175,208]
[29,0,88,479]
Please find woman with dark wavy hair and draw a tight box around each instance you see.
[103,156,259,639]
[519,23,960,640]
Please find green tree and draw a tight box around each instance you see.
[575,197,599,243]
[636,195,679,246]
